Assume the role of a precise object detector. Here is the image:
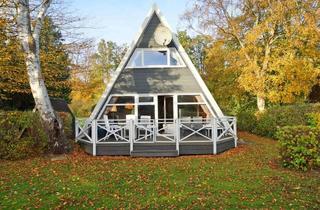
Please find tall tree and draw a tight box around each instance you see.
[70,39,127,117]
[15,0,68,153]
[178,30,211,74]
[184,0,320,111]
[0,15,71,109]
[40,17,71,102]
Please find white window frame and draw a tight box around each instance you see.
[126,48,186,68]
[98,93,214,120]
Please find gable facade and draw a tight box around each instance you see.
[89,5,224,121]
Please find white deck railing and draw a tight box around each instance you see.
[75,117,237,156]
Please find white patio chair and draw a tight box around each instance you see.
[124,115,136,139]
[180,117,192,138]
[181,117,192,128]
[138,115,153,140]
[163,123,175,135]
[103,115,122,141]
[192,116,203,130]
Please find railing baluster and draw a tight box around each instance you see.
[175,119,180,154]
[75,120,79,142]
[92,120,97,156]
[129,119,134,153]
[234,117,237,147]
[212,118,217,154]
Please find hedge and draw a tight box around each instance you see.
[276,126,320,171]
[0,111,73,160]
[237,103,320,138]
[0,111,48,160]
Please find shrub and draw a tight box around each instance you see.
[276,126,320,171]
[58,112,74,139]
[0,111,48,160]
[236,109,257,132]
[237,103,320,138]
[306,112,320,129]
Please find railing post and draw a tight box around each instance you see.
[75,120,79,142]
[91,120,97,156]
[129,119,134,153]
[175,119,180,155]
[212,118,217,155]
[234,117,238,147]
[153,119,156,143]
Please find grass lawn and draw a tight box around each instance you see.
[0,132,319,209]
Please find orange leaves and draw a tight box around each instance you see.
[201,0,320,109]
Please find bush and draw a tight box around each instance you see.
[237,103,320,138]
[0,111,48,160]
[58,112,74,139]
[236,109,257,132]
[276,126,320,171]
[306,112,320,129]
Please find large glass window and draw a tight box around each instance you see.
[178,95,204,103]
[109,96,134,104]
[105,105,135,120]
[103,95,155,120]
[127,49,142,67]
[144,50,167,66]
[138,105,155,119]
[127,48,184,68]
[170,48,183,66]
[177,94,211,118]
[139,96,154,103]
[178,104,210,118]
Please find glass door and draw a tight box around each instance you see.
[158,95,174,120]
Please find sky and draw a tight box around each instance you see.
[70,0,192,44]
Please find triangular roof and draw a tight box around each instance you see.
[88,4,224,121]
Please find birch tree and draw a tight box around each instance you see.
[15,0,68,153]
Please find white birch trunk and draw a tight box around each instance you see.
[257,95,265,112]
[16,0,67,153]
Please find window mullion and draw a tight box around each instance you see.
[141,49,144,66]
[167,49,170,66]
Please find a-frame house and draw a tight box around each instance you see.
[75,5,237,156]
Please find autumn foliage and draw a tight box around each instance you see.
[0,16,71,109]
[184,0,320,111]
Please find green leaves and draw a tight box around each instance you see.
[276,125,320,171]
[0,111,48,160]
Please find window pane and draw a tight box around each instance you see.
[170,48,184,66]
[104,105,135,119]
[144,50,167,66]
[127,49,142,67]
[178,95,204,103]
[178,104,211,118]
[109,96,134,104]
[139,96,153,103]
[138,105,155,119]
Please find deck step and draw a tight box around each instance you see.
[130,150,178,157]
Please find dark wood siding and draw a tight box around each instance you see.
[81,139,236,156]
[137,13,175,48]
[111,67,202,94]
[217,139,235,153]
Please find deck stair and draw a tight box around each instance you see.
[130,142,178,157]
[130,149,178,157]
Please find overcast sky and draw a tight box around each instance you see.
[70,0,191,44]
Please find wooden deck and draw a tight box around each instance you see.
[80,137,235,156]
[76,117,237,157]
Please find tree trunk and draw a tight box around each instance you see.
[16,0,68,154]
[257,95,265,112]
[27,50,68,153]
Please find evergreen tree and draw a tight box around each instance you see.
[0,16,71,109]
